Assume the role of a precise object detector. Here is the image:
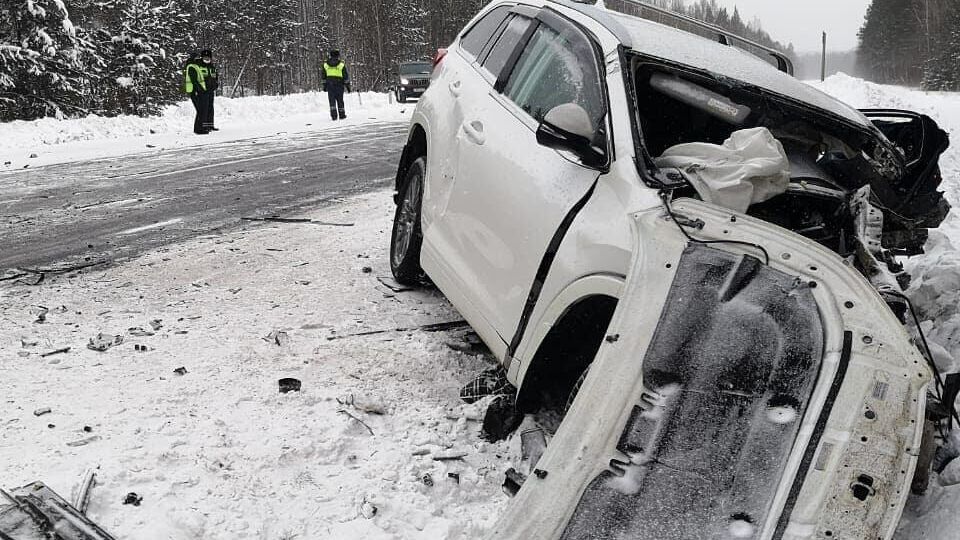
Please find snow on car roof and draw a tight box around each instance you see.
[547,0,872,128]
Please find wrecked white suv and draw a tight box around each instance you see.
[389,0,952,538]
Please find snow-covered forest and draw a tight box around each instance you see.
[858,0,960,90]
[0,0,487,121]
[1,0,797,122]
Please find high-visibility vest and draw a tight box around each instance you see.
[324,62,345,79]
[183,63,209,93]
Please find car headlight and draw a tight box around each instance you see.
[400,78,410,85]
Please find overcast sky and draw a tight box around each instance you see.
[712,0,871,53]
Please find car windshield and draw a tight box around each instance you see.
[400,63,432,76]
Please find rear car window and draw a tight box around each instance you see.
[460,6,512,58]
[503,24,604,129]
[481,15,533,79]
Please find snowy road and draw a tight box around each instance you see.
[0,120,407,271]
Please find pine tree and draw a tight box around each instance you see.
[90,0,183,116]
[0,0,93,120]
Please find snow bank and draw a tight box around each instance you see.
[0,91,409,169]
[814,74,960,540]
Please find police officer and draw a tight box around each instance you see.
[183,49,218,134]
[321,50,350,121]
[199,49,219,132]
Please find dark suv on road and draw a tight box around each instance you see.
[395,61,433,103]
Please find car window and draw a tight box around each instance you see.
[502,23,604,130]
[400,63,432,76]
[460,6,512,59]
[481,15,533,80]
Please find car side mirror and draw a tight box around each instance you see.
[536,103,604,167]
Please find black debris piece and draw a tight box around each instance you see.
[122,493,142,506]
[279,378,301,393]
[481,394,523,442]
[173,367,188,376]
[502,468,526,497]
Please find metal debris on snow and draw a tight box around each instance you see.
[264,329,291,346]
[87,333,124,352]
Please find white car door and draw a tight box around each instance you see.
[436,10,611,346]
[420,4,514,235]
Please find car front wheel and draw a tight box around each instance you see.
[390,156,426,284]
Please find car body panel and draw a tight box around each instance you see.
[485,200,929,540]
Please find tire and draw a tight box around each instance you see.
[390,156,426,284]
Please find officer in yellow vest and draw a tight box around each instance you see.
[321,50,351,121]
[183,50,217,134]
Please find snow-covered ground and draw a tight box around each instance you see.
[3,74,960,539]
[0,91,408,170]
[0,192,517,539]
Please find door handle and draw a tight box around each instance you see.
[448,80,462,97]
[463,120,485,145]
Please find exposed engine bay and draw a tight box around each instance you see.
[632,60,951,296]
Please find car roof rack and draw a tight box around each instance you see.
[560,0,794,75]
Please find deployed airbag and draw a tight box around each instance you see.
[655,127,790,213]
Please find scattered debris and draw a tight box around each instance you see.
[605,334,621,343]
[133,344,149,352]
[460,367,513,404]
[242,216,355,227]
[87,333,124,352]
[361,266,373,274]
[533,469,548,479]
[278,377,301,393]
[376,275,413,293]
[40,347,70,358]
[122,492,142,506]
[432,450,468,462]
[421,474,434,487]
[447,472,460,484]
[20,338,38,348]
[0,481,116,539]
[13,272,44,286]
[128,327,154,337]
[173,367,188,376]
[29,153,37,158]
[33,408,51,417]
[359,500,377,519]
[264,329,291,346]
[82,426,93,433]
[446,331,488,354]
[502,468,526,497]
[66,435,101,447]
[481,395,523,442]
[74,469,98,514]
[33,307,48,324]
[148,319,163,331]
[520,428,547,473]
[228,287,242,294]
[336,394,387,415]
[326,320,469,341]
[338,409,374,435]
